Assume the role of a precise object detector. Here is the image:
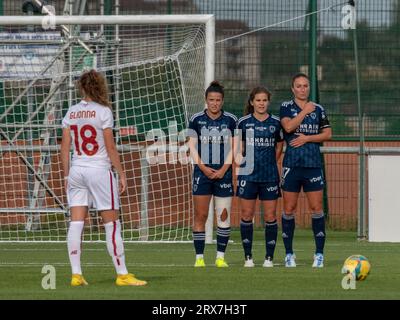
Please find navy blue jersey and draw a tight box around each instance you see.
[189,110,237,172]
[280,100,330,168]
[237,113,283,182]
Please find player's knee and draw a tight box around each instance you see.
[215,197,231,228]
[265,213,277,222]
[241,209,253,221]
[309,204,323,213]
[284,204,297,213]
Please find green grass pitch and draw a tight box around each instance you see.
[0,229,399,300]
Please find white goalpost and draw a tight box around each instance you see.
[0,14,215,242]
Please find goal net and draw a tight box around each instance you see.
[0,15,215,241]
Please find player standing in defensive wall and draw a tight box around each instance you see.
[61,69,147,286]
[279,73,332,268]
[188,81,237,268]
[235,86,283,267]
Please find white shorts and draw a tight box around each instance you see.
[67,166,120,211]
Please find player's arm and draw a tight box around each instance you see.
[104,128,126,194]
[281,102,315,133]
[60,127,71,191]
[188,136,216,178]
[289,127,332,148]
[233,133,244,167]
[275,140,284,161]
[211,136,233,179]
[290,110,332,148]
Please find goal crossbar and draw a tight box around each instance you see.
[0,15,215,26]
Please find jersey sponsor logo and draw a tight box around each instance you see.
[282,101,293,107]
[69,110,96,119]
[309,175,322,183]
[245,136,275,147]
[255,126,267,131]
[267,240,276,245]
[296,123,319,134]
[266,185,278,192]
[315,231,325,237]
[70,250,78,255]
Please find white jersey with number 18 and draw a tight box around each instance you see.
[62,100,113,169]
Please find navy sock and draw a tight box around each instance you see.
[216,227,230,253]
[193,231,205,255]
[312,213,326,254]
[240,219,253,259]
[265,220,278,260]
[282,213,295,254]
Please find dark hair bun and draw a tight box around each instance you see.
[209,80,223,89]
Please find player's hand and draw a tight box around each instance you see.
[290,133,309,148]
[210,168,227,180]
[200,165,217,179]
[303,101,316,114]
[119,173,127,195]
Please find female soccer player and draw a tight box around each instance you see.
[188,81,237,267]
[235,86,283,267]
[61,69,147,286]
[279,73,332,268]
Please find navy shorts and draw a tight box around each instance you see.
[192,171,233,197]
[281,167,325,193]
[237,180,281,200]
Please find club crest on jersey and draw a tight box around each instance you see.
[269,126,276,133]
[221,124,228,130]
[310,113,316,119]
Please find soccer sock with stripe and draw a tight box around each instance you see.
[104,220,128,275]
[67,220,84,275]
[265,220,278,260]
[216,227,230,258]
[282,213,295,254]
[312,212,326,254]
[240,219,253,259]
[193,231,206,258]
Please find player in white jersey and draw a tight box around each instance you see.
[61,70,146,286]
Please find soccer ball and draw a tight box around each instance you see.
[341,255,371,281]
